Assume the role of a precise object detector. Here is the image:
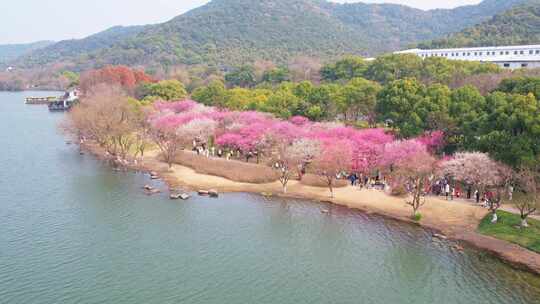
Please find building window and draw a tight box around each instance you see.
[479,52,483,56]
[522,63,528,68]
[536,50,540,54]
[504,63,510,68]
[520,51,524,55]
[530,50,534,54]
[506,51,510,55]
[500,51,504,55]
[514,51,518,55]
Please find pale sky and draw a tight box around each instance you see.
[0,0,482,44]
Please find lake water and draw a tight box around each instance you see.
[1,91,540,304]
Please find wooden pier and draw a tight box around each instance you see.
[25,96,58,105]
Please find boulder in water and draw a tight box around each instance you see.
[433,233,448,240]
[145,188,161,195]
[208,189,219,197]
[170,192,190,200]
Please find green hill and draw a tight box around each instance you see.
[0,41,54,64]
[419,0,540,49]
[16,0,527,70]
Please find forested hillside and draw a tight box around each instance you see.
[419,0,540,49]
[19,26,148,69]
[15,0,526,70]
[0,41,53,64]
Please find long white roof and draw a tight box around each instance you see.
[397,44,540,53]
[396,44,540,63]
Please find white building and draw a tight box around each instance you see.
[395,45,540,69]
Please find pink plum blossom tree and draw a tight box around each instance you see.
[511,167,538,228]
[312,140,353,198]
[149,115,184,168]
[439,152,512,222]
[287,139,321,181]
[391,148,437,219]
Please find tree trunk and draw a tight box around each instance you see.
[521,218,529,228]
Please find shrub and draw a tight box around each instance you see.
[412,213,422,222]
[391,184,408,196]
[300,174,348,188]
[173,150,279,184]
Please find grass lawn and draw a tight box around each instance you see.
[478,210,540,254]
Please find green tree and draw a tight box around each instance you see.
[376,78,451,137]
[260,89,300,119]
[191,80,228,107]
[320,56,368,82]
[139,79,187,102]
[225,65,257,88]
[365,54,423,84]
[261,67,290,84]
[61,71,80,88]
[497,77,540,100]
[337,77,381,123]
[472,92,540,167]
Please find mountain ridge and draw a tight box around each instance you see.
[0,41,54,64]
[419,0,540,49]
[15,0,528,70]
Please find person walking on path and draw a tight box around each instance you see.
[445,183,450,200]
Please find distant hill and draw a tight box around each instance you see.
[0,41,54,64]
[19,25,149,68]
[15,0,527,70]
[419,0,540,49]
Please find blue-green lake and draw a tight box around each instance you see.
[1,91,539,303]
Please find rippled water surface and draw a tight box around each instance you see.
[1,91,540,304]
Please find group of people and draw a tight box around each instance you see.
[432,179,514,208]
[192,141,235,161]
[433,180,461,200]
[347,173,386,190]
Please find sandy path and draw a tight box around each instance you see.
[144,152,487,233]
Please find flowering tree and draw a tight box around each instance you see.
[391,148,437,219]
[177,118,217,148]
[513,167,539,228]
[153,99,200,114]
[289,115,310,126]
[312,140,352,198]
[80,65,154,94]
[149,115,184,168]
[440,152,512,222]
[65,84,138,159]
[380,139,427,172]
[216,122,272,162]
[351,128,394,175]
[287,139,321,180]
[416,130,445,153]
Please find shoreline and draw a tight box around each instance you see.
[82,142,540,276]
